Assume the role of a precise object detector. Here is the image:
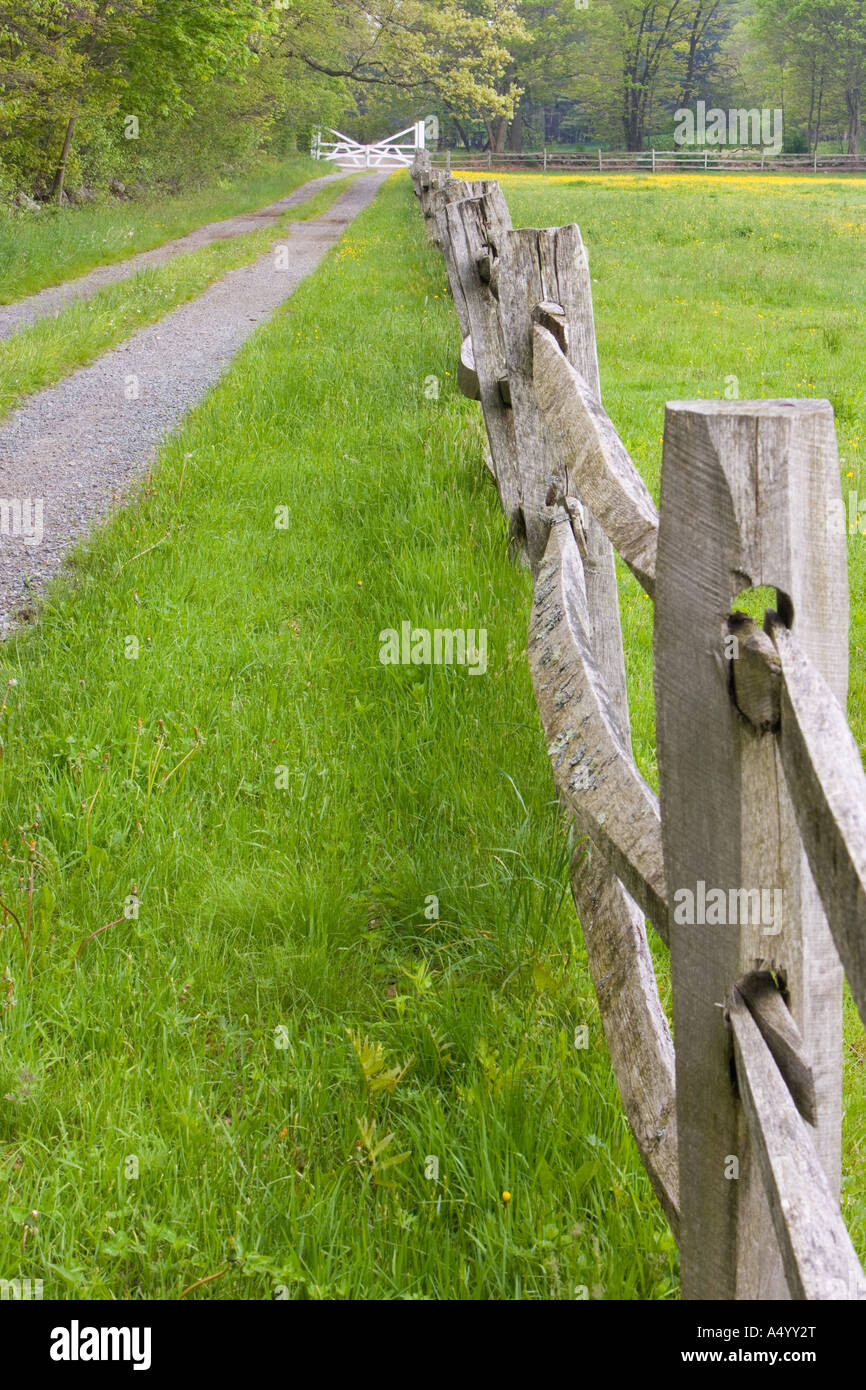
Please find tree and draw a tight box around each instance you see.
[679,0,726,106]
[575,0,732,150]
[476,0,587,153]
[0,0,276,200]
[279,0,525,121]
[751,0,866,153]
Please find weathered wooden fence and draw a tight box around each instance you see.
[411,149,866,1301]
[432,149,866,175]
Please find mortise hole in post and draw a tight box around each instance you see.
[730,584,778,624]
[729,584,794,631]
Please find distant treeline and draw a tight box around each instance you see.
[1,2,863,205]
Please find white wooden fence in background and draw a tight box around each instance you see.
[312,123,426,170]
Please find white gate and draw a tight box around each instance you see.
[311,122,427,170]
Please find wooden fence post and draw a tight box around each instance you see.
[423,170,452,244]
[440,193,521,528]
[422,144,866,1301]
[497,226,679,1224]
[653,399,848,1298]
[409,148,432,201]
[497,224,629,691]
[430,181,505,338]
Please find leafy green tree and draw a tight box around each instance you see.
[752,0,866,153]
[1,0,278,199]
[279,0,524,121]
[576,0,721,150]
[477,0,586,153]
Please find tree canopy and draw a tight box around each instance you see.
[0,0,862,201]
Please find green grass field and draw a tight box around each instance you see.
[480,171,866,766]
[0,156,323,304]
[0,170,863,1298]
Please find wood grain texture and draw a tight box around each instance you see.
[430,181,491,330]
[497,222,677,1233]
[497,225,629,725]
[728,616,781,732]
[421,169,451,242]
[737,971,817,1125]
[499,228,599,568]
[730,988,866,1300]
[441,194,520,530]
[654,399,848,1299]
[457,335,480,401]
[768,618,866,1029]
[409,149,431,198]
[435,181,511,337]
[532,324,658,596]
[432,178,492,217]
[530,514,669,945]
[437,198,470,333]
[571,837,680,1235]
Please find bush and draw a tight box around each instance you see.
[783,128,809,154]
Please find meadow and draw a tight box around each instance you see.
[479,171,866,765]
[0,170,863,1298]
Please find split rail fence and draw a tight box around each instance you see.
[434,148,866,175]
[410,149,866,1300]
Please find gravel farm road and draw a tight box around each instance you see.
[0,172,347,340]
[0,171,389,633]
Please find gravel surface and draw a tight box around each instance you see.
[0,171,388,633]
[0,172,346,340]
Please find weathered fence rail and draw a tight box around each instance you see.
[411,149,866,1300]
[432,149,866,175]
